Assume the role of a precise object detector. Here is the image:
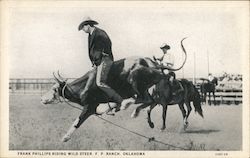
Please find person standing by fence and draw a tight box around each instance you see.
[208,73,215,82]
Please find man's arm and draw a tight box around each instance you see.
[95,30,113,59]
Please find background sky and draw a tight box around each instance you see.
[6,1,248,79]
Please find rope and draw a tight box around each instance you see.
[62,83,83,111]
[95,115,189,150]
[60,84,189,150]
[62,83,114,115]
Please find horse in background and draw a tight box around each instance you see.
[126,78,203,131]
[149,79,204,131]
[200,77,218,105]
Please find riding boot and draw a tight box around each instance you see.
[98,86,123,112]
[169,80,184,104]
[173,80,184,96]
[113,95,123,112]
[175,80,184,94]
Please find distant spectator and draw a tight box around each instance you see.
[208,73,215,82]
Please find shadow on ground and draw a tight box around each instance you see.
[184,129,220,134]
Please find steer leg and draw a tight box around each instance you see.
[161,104,168,131]
[147,103,157,128]
[131,91,154,118]
[62,107,93,142]
[178,102,187,130]
[184,101,192,130]
[131,103,145,118]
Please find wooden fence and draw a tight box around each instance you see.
[9,78,56,95]
[213,88,242,105]
[9,78,78,95]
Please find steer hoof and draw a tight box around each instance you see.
[183,123,189,131]
[160,126,166,132]
[131,110,138,118]
[149,122,154,128]
[61,135,71,142]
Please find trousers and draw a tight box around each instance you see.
[96,57,123,104]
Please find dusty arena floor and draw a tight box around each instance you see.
[9,94,242,150]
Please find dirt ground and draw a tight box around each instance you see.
[9,94,242,150]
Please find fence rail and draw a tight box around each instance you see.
[213,91,242,105]
[9,78,65,95]
[195,85,242,105]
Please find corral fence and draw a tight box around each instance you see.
[9,78,75,95]
[9,78,242,105]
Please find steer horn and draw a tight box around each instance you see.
[57,70,68,83]
[53,71,65,84]
[53,72,62,83]
[157,37,188,71]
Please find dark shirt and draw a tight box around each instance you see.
[88,27,114,66]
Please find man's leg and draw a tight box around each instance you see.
[173,80,184,95]
[168,72,183,97]
[80,69,96,99]
[96,58,123,112]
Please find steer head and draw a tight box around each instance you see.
[41,71,67,105]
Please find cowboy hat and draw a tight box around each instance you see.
[160,43,171,50]
[78,17,98,31]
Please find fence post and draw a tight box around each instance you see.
[220,95,223,105]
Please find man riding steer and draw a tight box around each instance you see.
[78,17,123,112]
[78,17,183,111]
